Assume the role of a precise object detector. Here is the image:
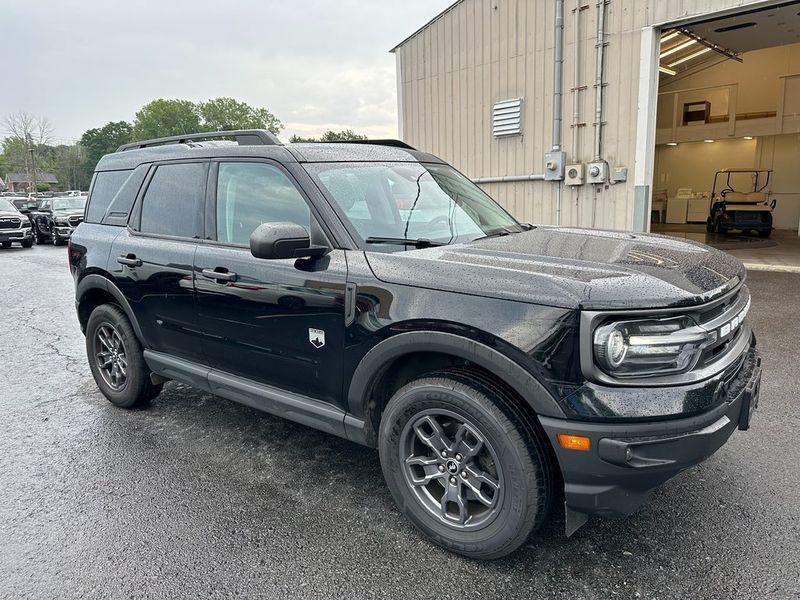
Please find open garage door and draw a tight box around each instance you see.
[651,1,800,271]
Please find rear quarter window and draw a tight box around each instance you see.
[85,170,133,223]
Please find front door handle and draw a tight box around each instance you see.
[201,268,237,282]
[117,254,142,267]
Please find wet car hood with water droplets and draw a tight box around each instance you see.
[364,227,746,310]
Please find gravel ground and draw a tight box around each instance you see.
[1,243,798,600]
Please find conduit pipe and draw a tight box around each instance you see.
[593,0,607,162]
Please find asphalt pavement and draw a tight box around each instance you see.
[1,243,798,600]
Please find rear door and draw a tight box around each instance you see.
[110,160,207,362]
[193,159,348,408]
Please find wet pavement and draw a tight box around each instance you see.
[1,243,799,600]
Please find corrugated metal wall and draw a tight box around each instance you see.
[394,0,773,230]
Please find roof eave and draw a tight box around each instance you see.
[389,0,464,53]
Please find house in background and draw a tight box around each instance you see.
[3,172,59,193]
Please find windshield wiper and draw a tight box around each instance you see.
[476,226,524,241]
[365,237,448,249]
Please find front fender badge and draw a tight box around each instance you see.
[309,328,325,349]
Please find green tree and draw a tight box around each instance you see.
[289,129,367,143]
[79,121,133,175]
[199,97,282,134]
[132,99,202,141]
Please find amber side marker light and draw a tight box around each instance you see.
[558,434,591,451]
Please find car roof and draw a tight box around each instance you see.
[95,135,444,172]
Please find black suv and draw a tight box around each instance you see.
[70,130,762,559]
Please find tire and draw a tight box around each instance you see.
[705,218,715,233]
[379,370,554,559]
[34,228,46,244]
[716,221,729,235]
[758,229,772,238]
[1,241,10,248]
[85,304,163,408]
[20,239,33,248]
[53,234,65,246]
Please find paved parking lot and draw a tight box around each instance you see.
[1,243,798,600]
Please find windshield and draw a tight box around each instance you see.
[0,199,18,212]
[306,162,522,249]
[52,197,87,211]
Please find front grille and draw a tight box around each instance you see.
[69,216,83,226]
[695,286,750,369]
[0,217,21,230]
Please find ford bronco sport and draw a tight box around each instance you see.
[70,130,762,559]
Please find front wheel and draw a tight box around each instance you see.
[379,371,554,559]
[20,239,33,248]
[86,304,163,408]
[1,241,10,248]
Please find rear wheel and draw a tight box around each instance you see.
[86,304,162,408]
[379,370,553,559]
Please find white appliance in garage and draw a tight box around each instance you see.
[687,195,710,223]
[666,188,693,224]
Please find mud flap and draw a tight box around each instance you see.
[565,502,589,537]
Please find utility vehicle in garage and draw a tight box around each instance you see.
[706,169,776,237]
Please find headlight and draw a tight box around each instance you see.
[55,219,70,226]
[593,316,717,378]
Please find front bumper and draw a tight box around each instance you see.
[0,228,32,242]
[539,341,761,521]
[54,225,76,238]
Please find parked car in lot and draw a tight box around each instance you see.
[70,130,762,559]
[31,195,87,245]
[10,196,40,228]
[0,198,33,248]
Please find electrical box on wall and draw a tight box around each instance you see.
[565,164,584,186]
[611,166,628,183]
[586,161,608,184]
[544,151,566,181]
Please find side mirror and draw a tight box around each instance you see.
[250,222,327,260]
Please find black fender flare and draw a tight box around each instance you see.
[346,331,566,425]
[76,274,148,347]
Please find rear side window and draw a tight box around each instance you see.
[139,162,206,238]
[85,170,132,223]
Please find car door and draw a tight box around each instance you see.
[194,159,348,408]
[110,160,207,362]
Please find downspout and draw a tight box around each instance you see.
[553,0,565,225]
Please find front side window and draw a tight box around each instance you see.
[306,162,522,249]
[140,162,206,238]
[215,162,310,245]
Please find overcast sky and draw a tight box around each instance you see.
[0,0,453,143]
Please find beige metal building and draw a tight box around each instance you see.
[391,0,800,234]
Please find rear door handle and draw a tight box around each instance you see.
[117,254,142,267]
[201,268,237,282]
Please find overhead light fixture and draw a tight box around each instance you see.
[659,39,697,59]
[660,31,680,43]
[744,136,754,140]
[667,142,678,146]
[704,139,715,143]
[659,66,677,76]
[669,47,712,67]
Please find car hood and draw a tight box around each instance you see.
[364,227,746,310]
[0,210,24,219]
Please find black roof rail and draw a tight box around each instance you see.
[117,129,282,152]
[318,139,417,150]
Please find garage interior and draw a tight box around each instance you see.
[651,1,800,269]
